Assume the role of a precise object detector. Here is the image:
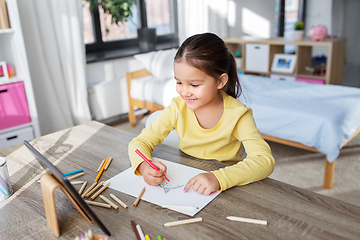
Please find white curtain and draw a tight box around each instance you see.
[17,0,91,135]
[177,0,229,44]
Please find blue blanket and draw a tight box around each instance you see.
[238,74,360,162]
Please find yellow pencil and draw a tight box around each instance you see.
[95,158,110,182]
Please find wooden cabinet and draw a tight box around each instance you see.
[0,0,40,149]
[224,37,345,85]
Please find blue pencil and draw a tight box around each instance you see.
[64,169,83,176]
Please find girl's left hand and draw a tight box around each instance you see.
[183,172,220,195]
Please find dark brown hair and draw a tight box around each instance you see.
[174,32,241,99]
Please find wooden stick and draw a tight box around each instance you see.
[100,195,118,209]
[97,159,106,172]
[67,172,85,180]
[85,181,104,198]
[81,182,97,198]
[90,182,110,200]
[133,187,145,207]
[104,157,113,170]
[110,193,128,209]
[78,181,87,195]
[163,217,203,227]
[85,200,111,208]
[226,216,267,225]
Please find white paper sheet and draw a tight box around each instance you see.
[106,158,220,217]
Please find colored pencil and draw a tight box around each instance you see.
[85,181,104,198]
[81,182,97,198]
[99,195,118,209]
[95,157,110,182]
[78,181,87,195]
[136,224,146,240]
[131,220,141,240]
[67,172,85,180]
[85,200,111,208]
[104,157,113,170]
[64,169,83,176]
[110,193,128,209]
[90,182,110,200]
[163,217,203,227]
[70,180,85,185]
[133,187,145,207]
[135,149,169,181]
[226,216,267,225]
[97,159,106,172]
[145,235,151,240]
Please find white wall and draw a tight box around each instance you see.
[305,0,333,57]
[228,0,276,38]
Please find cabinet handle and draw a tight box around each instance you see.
[0,89,8,94]
[7,135,18,141]
[255,46,260,49]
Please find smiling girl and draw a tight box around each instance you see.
[128,33,275,195]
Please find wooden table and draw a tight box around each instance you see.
[1,121,360,239]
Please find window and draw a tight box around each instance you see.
[83,0,179,63]
[275,0,306,37]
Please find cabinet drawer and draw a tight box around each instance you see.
[0,126,34,149]
[270,74,296,82]
[0,82,31,130]
[245,43,269,72]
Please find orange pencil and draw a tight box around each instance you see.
[95,158,110,182]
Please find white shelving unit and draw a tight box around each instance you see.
[0,0,40,149]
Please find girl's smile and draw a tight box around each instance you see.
[174,61,223,112]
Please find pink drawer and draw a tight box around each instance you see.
[0,82,31,130]
[296,77,325,84]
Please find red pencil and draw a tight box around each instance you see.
[135,149,170,181]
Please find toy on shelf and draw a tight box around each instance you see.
[309,25,328,41]
[0,62,14,77]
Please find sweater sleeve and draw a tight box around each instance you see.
[211,109,275,191]
[128,106,176,175]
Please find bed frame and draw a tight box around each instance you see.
[126,68,360,189]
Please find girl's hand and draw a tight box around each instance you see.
[183,172,220,195]
[138,161,167,186]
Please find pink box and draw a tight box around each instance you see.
[0,82,31,130]
[296,77,325,84]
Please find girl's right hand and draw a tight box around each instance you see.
[138,161,167,185]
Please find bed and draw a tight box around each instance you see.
[126,50,360,189]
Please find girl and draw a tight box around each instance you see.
[128,33,275,195]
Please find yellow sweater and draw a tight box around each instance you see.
[128,91,275,191]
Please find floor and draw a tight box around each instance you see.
[108,64,360,208]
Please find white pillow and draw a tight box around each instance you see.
[134,48,178,81]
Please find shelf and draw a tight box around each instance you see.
[295,74,326,80]
[0,28,14,34]
[224,37,345,85]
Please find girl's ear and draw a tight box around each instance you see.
[217,73,228,89]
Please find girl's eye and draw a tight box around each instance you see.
[191,84,199,87]
[176,81,182,85]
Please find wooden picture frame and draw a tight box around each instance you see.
[271,54,297,73]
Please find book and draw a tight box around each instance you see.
[0,0,10,29]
